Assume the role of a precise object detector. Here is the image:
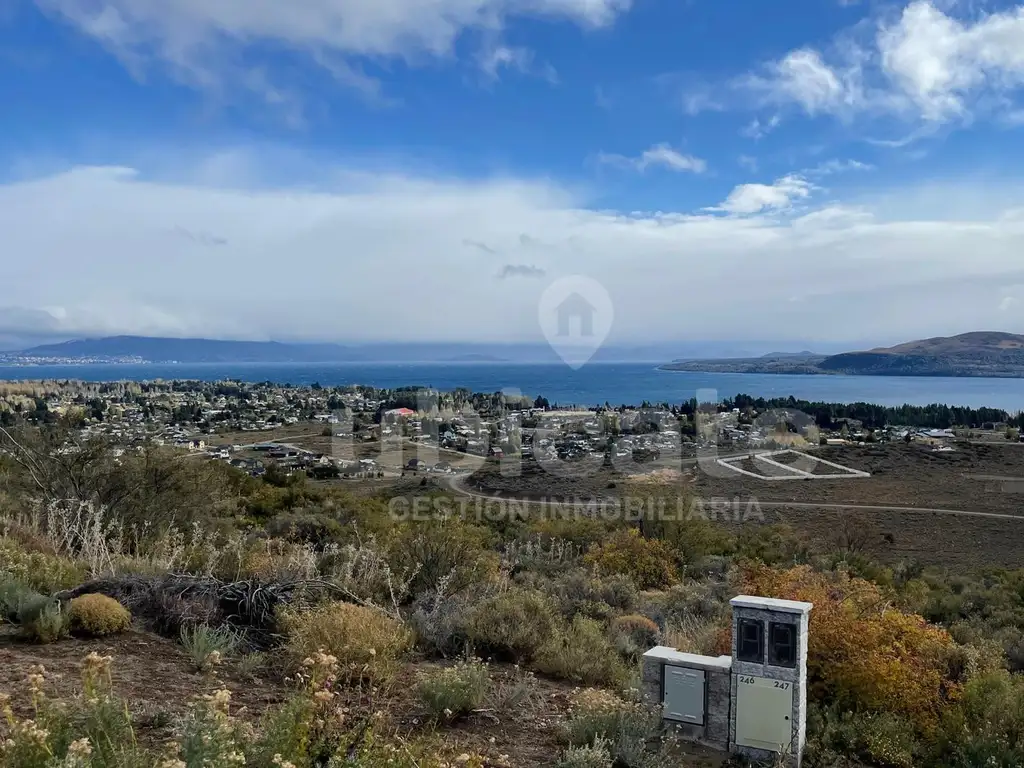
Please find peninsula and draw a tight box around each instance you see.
[659,331,1024,378]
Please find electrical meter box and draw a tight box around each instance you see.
[735,675,794,751]
[642,594,812,766]
[663,666,705,725]
[729,595,812,768]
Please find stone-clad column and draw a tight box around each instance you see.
[728,596,813,768]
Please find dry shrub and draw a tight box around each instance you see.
[547,569,637,620]
[535,616,628,687]
[609,614,660,659]
[563,689,663,768]
[280,600,413,684]
[0,538,88,593]
[69,593,131,637]
[463,588,559,662]
[584,529,678,590]
[410,588,477,658]
[735,564,960,731]
[416,658,491,722]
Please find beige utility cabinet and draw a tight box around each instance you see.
[729,595,812,768]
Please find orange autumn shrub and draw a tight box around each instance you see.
[724,564,959,731]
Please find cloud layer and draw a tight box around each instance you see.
[34,0,630,103]
[4,153,1024,346]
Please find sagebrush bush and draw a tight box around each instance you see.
[638,579,730,627]
[410,589,476,657]
[546,569,636,620]
[280,600,412,684]
[235,651,267,681]
[555,738,614,768]
[563,689,665,768]
[0,576,41,623]
[19,597,70,644]
[69,593,132,637]
[534,616,628,687]
[180,623,240,671]
[933,669,1024,767]
[463,588,559,662]
[417,659,491,722]
[584,529,678,590]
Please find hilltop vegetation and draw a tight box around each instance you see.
[3,422,1024,766]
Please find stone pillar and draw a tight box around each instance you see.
[728,596,813,768]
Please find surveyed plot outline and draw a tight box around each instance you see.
[716,450,871,481]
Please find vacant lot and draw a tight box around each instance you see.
[694,442,1024,515]
[464,442,1024,569]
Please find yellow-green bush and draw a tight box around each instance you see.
[527,517,614,549]
[534,616,628,687]
[463,588,559,662]
[584,528,678,590]
[280,601,412,684]
[0,539,88,593]
[69,594,132,637]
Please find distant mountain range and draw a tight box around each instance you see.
[660,332,1024,378]
[2,335,821,365]
[12,333,1016,375]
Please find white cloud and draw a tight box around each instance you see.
[741,114,782,139]
[809,158,875,175]
[598,143,707,174]
[878,2,1024,121]
[742,1,1024,128]
[680,88,725,115]
[763,49,862,115]
[7,151,1022,346]
[476,44,557,82]
[710,174,814,215]
[34,0,630,99]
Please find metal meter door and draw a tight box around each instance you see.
[735,675,793,752]
[663,666,705,725]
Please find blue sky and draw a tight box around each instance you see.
[3,0,1024,348]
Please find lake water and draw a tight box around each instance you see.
[1,362,1022,411]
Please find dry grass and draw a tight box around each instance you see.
[279,600,413,685]
[662,613,723,657]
